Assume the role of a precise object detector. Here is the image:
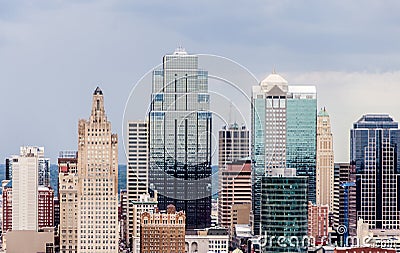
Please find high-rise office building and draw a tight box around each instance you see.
[58,151,78,253]
[287,86,317,203]
[332,163,356,237]
[251,72,288,235]
[126,120,149,248]
[149,48,212,229]
[261,170,308,253]
[351,114,400,230]
[12,146,40,231]
[77,87,119,252]
[140,205,186,253]
[251,71,317,234]
[6,147,50,186]
[127,121,149,201]
[218,159,251,229]
[316,108,334,209]
[218,123,249,169]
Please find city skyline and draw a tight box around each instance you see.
[1,1,400,164]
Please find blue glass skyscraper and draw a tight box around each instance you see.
[351,114,400,230]
[149,48,212,229]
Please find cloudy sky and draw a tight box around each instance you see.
[1,0,400,163]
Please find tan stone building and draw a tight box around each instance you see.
[58,151,78,253]
[140,205,185,253]
[77,87,119,253]
[316,107,334,210]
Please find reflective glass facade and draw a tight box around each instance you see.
[149,49,212,229]
[286,89,317,203]
[351,114,400,229]
[261,176,308,253]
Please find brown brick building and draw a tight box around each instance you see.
[140,205,185,253]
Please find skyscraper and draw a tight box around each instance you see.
[332,163,356,236]
[286,85,317,203]
[351,114,400,230]
[316,108,334,209]
[77,87,119,252]
[12,146,40,231]
[149,48,212,229]
[126,120,149,248]
[251,72,288,235]
[126,121,149,201]
[261,171,308,253]
[218,123,249,169]
[251,71,317,234]
[6,147,50,186]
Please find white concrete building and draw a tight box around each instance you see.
[12,146,40,231]
[185,227,229,253]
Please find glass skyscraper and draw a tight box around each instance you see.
[286,86,317,204]
[251,72,316,235]
[149,48,212,229]
[351,114,400,230]
[251,72,288,235]
[261,173,308,253]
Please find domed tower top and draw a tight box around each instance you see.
[260,70,288,93]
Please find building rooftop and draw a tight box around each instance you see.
[260,73,288,86]
[354,114,398,129]
[93,86,103,95]
[318,107,329,117]
[288,85,316,94]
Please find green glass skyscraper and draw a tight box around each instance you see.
[286,86,317,203]
[261,172,309,253]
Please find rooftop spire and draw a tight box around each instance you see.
[173,46,188,55]
[93,86,103,95]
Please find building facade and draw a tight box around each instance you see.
[38,186,54,228]
[251,72,317,234]
[218,123,249,169]
[351,114,400,230]
[218,160,251,229]
[12,146,40,231]
[2,180,12,233]
[149,48,212,229]
[251,72,289,235]
[126,121,149,201]
[261,172,308,253]
[58,151,79,253]
[308,202,329,245]
[316,108,334,209]
[332,163,357,237]
[185,227,229,253]
[140,205,185,253]
[129,193,158,253]
[287,86,317,204]
[77,87,119,253]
